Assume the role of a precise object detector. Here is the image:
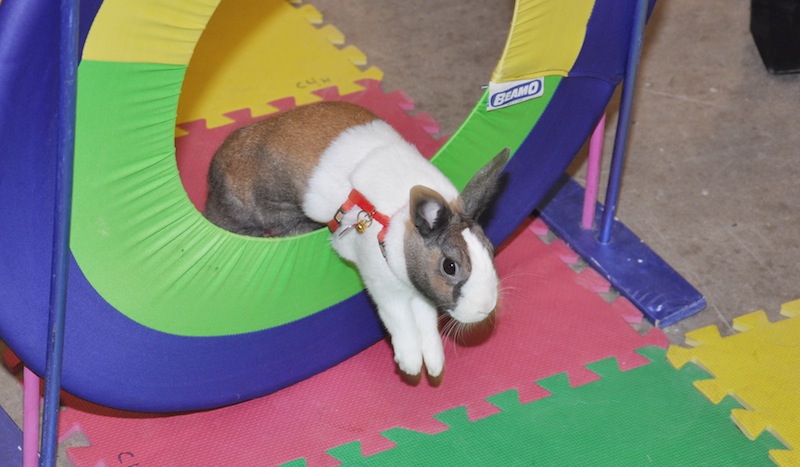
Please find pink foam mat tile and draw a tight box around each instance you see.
[609,293,646,325]
[59,218,667,466]
[527,218,579,264]
[575,265,612,294]
[549,238,582,265]
[524,217,644,324]
[526,216,550,237]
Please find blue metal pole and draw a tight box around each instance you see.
[599,0,649,244]
[40,0,79,464]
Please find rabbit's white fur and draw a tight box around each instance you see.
[303,121,497,377]
[205,102,505,378]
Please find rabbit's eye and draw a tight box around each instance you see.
[442,257,458,276]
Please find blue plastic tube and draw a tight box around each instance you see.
[39,0,79,465]
[599,0,649,244]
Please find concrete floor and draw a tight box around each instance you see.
[2,0,798,464]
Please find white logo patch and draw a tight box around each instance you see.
[487,78,545,111]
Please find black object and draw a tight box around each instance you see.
[751,0,800,73]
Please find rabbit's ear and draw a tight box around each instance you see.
[460,148,509,219]
[410,185,452,237]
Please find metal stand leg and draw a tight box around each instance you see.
[599,0,649,244]
[40,0,79,465]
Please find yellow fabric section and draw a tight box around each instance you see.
[492,0,595,82]
[176,0,383,130]
[82,0,220,65]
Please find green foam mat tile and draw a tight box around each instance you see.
[325,347,784,466]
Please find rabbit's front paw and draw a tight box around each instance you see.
[421,340,444,377]
[392,340,423,376]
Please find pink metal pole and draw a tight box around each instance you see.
[582,113,606,229]
[23,366,39,467]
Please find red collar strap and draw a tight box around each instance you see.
[328,189,390,257]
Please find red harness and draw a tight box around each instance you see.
[328,189,390,257]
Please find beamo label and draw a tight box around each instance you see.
[487,78,544,111]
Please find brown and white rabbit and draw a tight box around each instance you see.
[205,101,508,377]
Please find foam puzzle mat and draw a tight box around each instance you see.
[56,215,795,465]
[58,214,672,466]
[324,347,782,466]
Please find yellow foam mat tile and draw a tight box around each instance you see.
[176,0,383,132]
[293,2,323,24]
[318,24,346,45]
[667,299,800,466]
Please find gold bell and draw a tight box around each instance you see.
[355,210,373,234]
